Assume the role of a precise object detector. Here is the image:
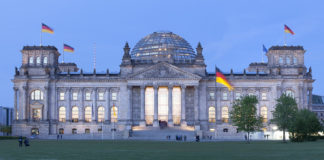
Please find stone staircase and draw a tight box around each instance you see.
[130,126,196,141]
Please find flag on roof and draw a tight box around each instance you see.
[63,44,74,52]
[41,23,54,34]
[284,25,294,35]
[263,45,268,53]
[216,67,234,91]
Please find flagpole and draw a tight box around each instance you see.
[40,25,42,46]
[214,65,218,139]
[62,45,65,63]
[284,32,287,46]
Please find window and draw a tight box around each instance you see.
[261,106,268,123]
[235,92,241,100]
[59,92,65,100]
[31,90,44,100]
[286,57,291,65]
[111,106,118,122]
[145,87,154,125]
[208,107,216,123]
[59,107,66,122]
[172,87,181,125]
[31,128,39,135]
[32,108,41,121]
[85,92,91,100]
[209,92,215,100]
[293,57,297,64]
[72,107,79,122]
[223,128,228,132]
[222,106,229,123]
[85,107,92,122]
[261,92,267,100]
[72,128,77,134]
[279,57,283,64]
[222,92,228,100]
[29,57,34,64]
[85,129,90,134]
[72,92,78,100]
[98,92,104,100]
[36,57,41,65]
[43,57,48,65]
[98,107,105,122]
[285,90,294,98]
[111,92,117,101]
[59,128,64,134]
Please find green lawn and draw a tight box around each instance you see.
[0,140,324,160]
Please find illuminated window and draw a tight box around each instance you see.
[261,106,268,123]
[235,92,241,100]
[84,107,92,122]
[59,128,64,134]
[261,92,267,100]
[59,106,66,122]
[285,90,294,98]
[59,92,65,100]
[85,128,90,134]
[145,87,154,125]
[223,92,228,100]
[158,87,168,121]
[209,92,215,100]
[72,92,78,100]
[111,106,118,122]
[31,90,44,100]
[172,87,181,125]
[98,92,104,100]
[279,57,283,64]
[29,57,34,64]
[222,106,229,123]
[111,92,117,101]
[208,107,216,123]
[293,57,297,64]
[85,92,91,100]
[32,108,41,121]
[36,57,41,65]
[72,106,79,122]
[43,57,48,65]
[72,128,77,134]
[31,128,39,135]
[98,106,105,122]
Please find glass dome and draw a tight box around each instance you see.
[131,31,196,61]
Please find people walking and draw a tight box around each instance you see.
[24,138,30,147]
[18,136,23,147]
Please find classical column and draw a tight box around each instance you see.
[93,88,97,122]
[308,87,313,110]
[66,88,71,121]
[127,86,133,125]
[23,86,28,120]
[216,87,221,121]
[194,85,200,127]
[43,86,48,120]
[81,88,85,121]
[153,85,159,127]
[181,85,186,126]
[139,85,146,127]
[13,87,18,120]
[105,87,110,122]
[168,85,173,126]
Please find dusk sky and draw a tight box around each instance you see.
[1,0,323,107]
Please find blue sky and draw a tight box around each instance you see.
[0,0,323,107]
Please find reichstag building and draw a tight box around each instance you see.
[12,31,314,139]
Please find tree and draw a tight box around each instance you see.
[290,109,322,141]
[230,95,263,143]
[0,126,12,136]
[271,94,298,143]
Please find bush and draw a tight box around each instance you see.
[0,136,25,140]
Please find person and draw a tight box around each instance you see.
[60,134,63,140]
[244,135,247,141]
[57,134,59,141]
[18,136,23,147]
[184,135,187,141]
[24,138,30,147]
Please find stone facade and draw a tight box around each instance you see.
[12,32,314,139]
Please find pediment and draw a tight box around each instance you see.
[128,62,201,80]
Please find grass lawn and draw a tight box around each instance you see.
[0,140,324,160]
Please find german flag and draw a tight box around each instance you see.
[41,23,54,34]
[216,68,234,91]
[63,44,74,52]
[284,25,294,35]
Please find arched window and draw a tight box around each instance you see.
[98,106,105,122]
[72,107,79,122]
[111,106,118,122]
[31,90,44,100]
[279,57,283,65]
[72,128,77,134]
[59,107,66,122]
[84,107,92,122]
[285,90,294,98]
[29,57,34,64]
[36,57,41,65]
[43,57,48,65]
[286,57,291,65]
[208,107,216,123]
[222,106,229,123]
[293,57,297,64]
[261,92,267,100]
[85,128,90,134]
[260,106,268,123]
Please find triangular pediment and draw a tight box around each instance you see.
[128,62,201,80]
